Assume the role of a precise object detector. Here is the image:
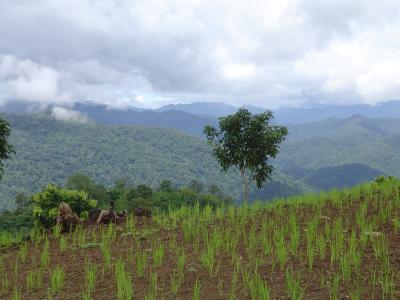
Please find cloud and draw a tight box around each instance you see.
[0,0,399,109]
[0,55,69,105]
[51,106,88,123]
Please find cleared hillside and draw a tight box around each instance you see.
[1,179,399,299]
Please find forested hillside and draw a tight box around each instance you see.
[0,114,304,210]
[2,112,398,211]
[277,115,400,177]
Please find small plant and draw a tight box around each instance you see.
[83,261,97,297]
[115,259,133,300]
[153,243,164,268]
[146,272,158,300]
[12,286,21,300]
[275,234,287,270]
[177,247,186,280]
[41,237,50,268]
[101,242,112,270]
[329,274,341,300]
[285,269,304,300]
[50,265,65,295]
[247,272,270,300]
[170,270,181,296]
[59,235,67,252]
[1,273,9,294]
[192,278,202,300]
[18,241,28,263]
[135,251,147,278]
[26,269,42,291]
[200,244,216,275]
[52,224,62,239]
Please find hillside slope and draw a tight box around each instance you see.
[278,116,400,178]
[2,113,398,210]
[0,114,305,210]
[1,178,400,299]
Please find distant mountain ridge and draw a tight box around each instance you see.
[156,100,400,124]
[155,102,266,116]
[3,99,400,127]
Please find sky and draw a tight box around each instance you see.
[1,0,400,110]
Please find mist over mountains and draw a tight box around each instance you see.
[3,99,400,135]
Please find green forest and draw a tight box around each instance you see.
[0,113,306,211]
[2,112,400,212]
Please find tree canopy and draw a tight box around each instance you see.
[0,117,14,180]
[204,108,288,202]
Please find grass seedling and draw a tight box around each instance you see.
[83,261,97,296]
[145,272,158,300]
[200,244,216,276]
[59,235,67,252]
[1,273,9,294]
[50,265,65,295]
[285,269,304,300]
[177,247,186,280]
[192,278,202,300]
[115,259,133,300]
[52,224,62,239]
[247,272,270,300]
[275,234,287,270]
[41,237,50,268]
[329,274,341,300]
[153,243,164,268]
[26,269,42,291]
[12,286,21,300]
[135,251,147,278]
[170,270,181,296]
[19,241,28,263]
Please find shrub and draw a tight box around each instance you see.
[32,184,97,228]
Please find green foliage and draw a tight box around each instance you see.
[0,113,253,210]
[32,184,97,228]
[204,108,288,202]
[66,173,110,207]
[0,207,33,233]
[114,179,232,212]
[0,117,14,180]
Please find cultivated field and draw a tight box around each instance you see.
[1,178,400,299]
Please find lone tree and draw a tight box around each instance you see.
[0,117,14,180]
[204,108,288,203]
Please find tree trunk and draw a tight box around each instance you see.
[240,169,249,203]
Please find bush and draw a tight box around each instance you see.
[32,184,97,228]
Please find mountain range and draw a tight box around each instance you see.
[3,99,400,132]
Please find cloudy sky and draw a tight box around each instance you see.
[1,0,400,109]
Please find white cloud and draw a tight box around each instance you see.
[0,55,69,105]
[0,0,399,108]
[51,106,88,122]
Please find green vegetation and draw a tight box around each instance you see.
[0,117,14,180]
[0,113,304,211]
[0,172,234,233]
[33,184,97,228]
[2,113,398,211]
[204,108,287,202]
[0,177,399,298]
[277,115,400,183]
